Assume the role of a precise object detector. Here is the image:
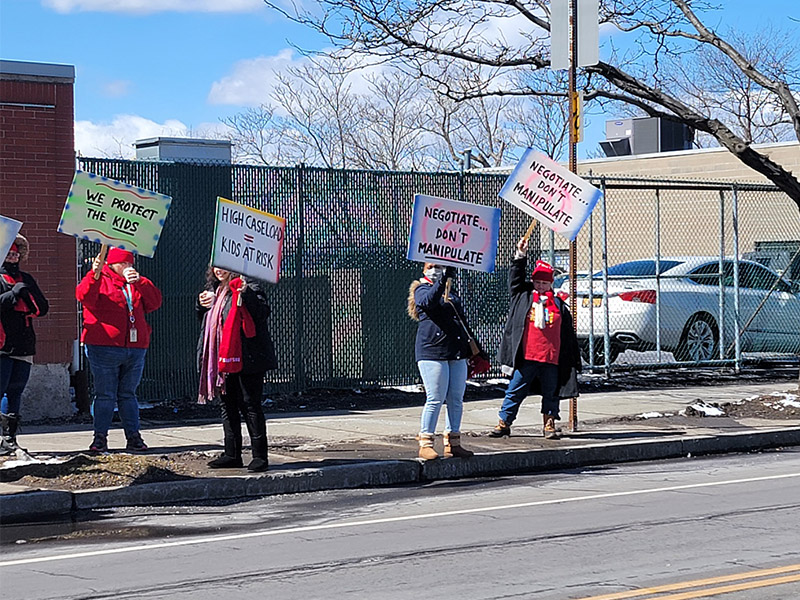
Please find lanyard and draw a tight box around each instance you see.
[122,283,135,325]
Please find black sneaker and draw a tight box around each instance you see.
[125,435,148,452]
[89,434,108,453]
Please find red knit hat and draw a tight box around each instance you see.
[107,247,135,265]
[531,260,554,282]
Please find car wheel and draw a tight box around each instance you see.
[674,313,718,362]
[580,339,621,365]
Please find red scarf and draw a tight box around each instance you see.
[218,278,257,374]
[2,273,40,318]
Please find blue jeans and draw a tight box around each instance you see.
[498,360,560,424]
[417,359,467,434]
[0,355,32,414]
[85,345,147,439]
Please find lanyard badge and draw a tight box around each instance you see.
[122,284,138,343]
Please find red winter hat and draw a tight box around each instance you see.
[107,247,135,265]
[531,260,554,282]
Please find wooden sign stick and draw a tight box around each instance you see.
[523,219,539,242]
[93,244,108,280]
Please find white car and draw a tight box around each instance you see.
[558,257,800,364]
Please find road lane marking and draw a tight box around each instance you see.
[2,471,799,567]
[575,564,800,599]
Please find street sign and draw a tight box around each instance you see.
[550,0,599,70]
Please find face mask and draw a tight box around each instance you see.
[424,266,444,282]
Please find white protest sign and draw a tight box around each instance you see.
[406,195,501,273]
[211,197,285,284]
[499,149,601,241]
[58,171,172,258]
[0,215,23,262]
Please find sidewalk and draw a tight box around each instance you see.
[1,380,799,522]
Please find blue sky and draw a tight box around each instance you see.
[0,0,797,162]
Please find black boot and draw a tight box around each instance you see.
[211,398,243,468]
[0,413,22,455]
[247,435,269,472]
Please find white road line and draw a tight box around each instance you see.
[2,471,799,568]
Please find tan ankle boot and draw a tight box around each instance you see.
[417,433,439,460]
[488,419,511,438]
[544,416,561,440]
[444,432,474,458]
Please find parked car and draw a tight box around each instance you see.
[557,257,800,364]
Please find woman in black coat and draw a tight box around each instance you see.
[491,237,581,439]
[197,267,277,471]
[1,234,49,455]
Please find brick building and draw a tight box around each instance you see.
[1,59,77,419]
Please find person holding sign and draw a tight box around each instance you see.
[76,248,162,453]
[1,235,49,455]
[197,267,277,472]
[490,237,581,440]
[407,263,475,460]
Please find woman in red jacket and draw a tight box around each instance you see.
[76,247,162,453]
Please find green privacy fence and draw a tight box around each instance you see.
[77,158,798,402]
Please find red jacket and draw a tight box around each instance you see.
[76,266,162,348]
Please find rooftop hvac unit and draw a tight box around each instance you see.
[599,117,693,157]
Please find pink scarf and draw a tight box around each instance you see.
[197,285,230,404]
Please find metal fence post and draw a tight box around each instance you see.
[600,178,611,377]
[295,163,306,388]
[718,189,726,360]
[732,184,741,372]
[655,187,662,362]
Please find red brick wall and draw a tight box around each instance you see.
[1,76,76,364]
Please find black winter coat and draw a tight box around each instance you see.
[196,277,277,375]
[410,276,473,362]
[496,257,581,399]
[0,265,49,357]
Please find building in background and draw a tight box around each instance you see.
[0,59,76,420]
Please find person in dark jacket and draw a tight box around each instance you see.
[407,263,474,460]
[197,266,277,472]
[76,247,162,453]
[1,234,49,455]
[490,237,581,439]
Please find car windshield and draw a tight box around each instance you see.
[594,260,684,278]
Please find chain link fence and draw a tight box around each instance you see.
[77,158,799,402]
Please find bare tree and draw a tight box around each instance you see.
[348,70,431,170]
[264,0,800,214]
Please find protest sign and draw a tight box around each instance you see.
[0,215,23,262]
[211,197,285,284]
[407,195,501,273]
[58,171,172,258]
[499,149,601,241]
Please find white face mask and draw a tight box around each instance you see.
[424,266,444,282]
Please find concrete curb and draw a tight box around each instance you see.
[2,427,799,523]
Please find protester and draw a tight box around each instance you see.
[197,267,277,472]
[0,235,49,455]
[490,237,581,439]
[76,247,162,453]
[407,263,474,460]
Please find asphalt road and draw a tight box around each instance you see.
[2,449,800,600]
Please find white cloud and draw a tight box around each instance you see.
[43,0,262,14]
[208,50,307,106]
[75,114,231,158]
[102,80,132,98]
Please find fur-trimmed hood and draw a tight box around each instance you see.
[9,234,29,261]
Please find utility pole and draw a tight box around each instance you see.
[567,0,579,432]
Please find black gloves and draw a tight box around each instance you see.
[12,282,29,298]
[444,266,457,280]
